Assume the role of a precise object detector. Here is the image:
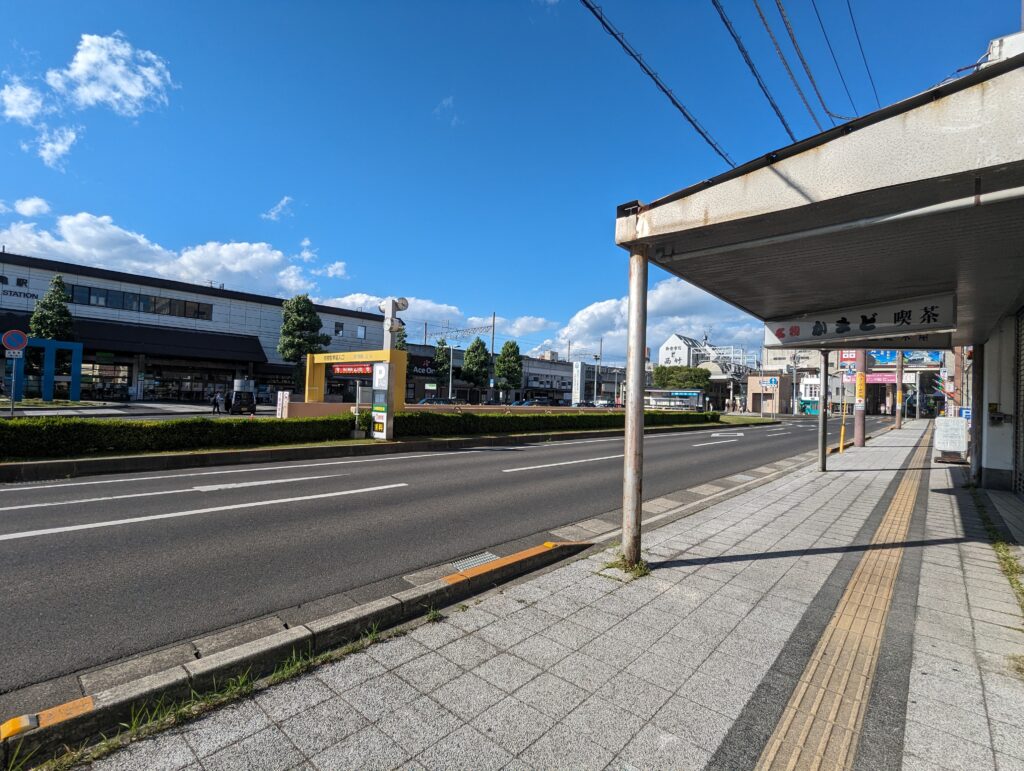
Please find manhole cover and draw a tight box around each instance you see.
[451,551,499,572]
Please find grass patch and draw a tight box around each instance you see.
[719,415,777,425]
[605,555,652,579]
[1010,654,1024,679]
[968,488,1024,617]
[28,623,395,771]
[424,607,443,623]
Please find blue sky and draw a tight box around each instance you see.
[1,0,1017,363]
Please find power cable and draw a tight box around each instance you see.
[773,0,853,122]
[578,0,735,167]
[752,0,823,132]
[710,0,796,142]
[845,0,880,109]
[808,0,858,115]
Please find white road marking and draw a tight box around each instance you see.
[692,439,738,447]
[766,431,791,436]
[0,483,408,542]
[710,432,744,437]
[502,454,623,473]
[5,452,472,491]
[0,475,349,512]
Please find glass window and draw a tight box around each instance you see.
[356,325,366,339]
[153,297,171,315]
[106,290,124,310]
[196,303,212,320]
[139,295,154,313]
[169,299,185,317]
[185,301,198,318]
[89,288,107,306]
[123,292,140,311]
[73,285,89,304]
[335,322,344,335]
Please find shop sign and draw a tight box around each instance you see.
[855,372,866,410]
[0,275,39,300]
[765,294,954,347]
[332,363,373,376]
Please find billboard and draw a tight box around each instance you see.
[867,350,898,366]
[902,350,942,368]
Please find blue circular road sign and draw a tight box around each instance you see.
[2,329,28,351]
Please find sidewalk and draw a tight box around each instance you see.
[83,421,1024,770]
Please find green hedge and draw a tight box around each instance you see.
[358,409,718,438]
[0,410,718,461]
[0,414,357,460]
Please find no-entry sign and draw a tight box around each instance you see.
[2,329,28,351]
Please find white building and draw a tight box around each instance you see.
[658,333,703,366]
[0,251,383,401]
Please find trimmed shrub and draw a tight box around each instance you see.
[0,410,718,461]
[0,414,357,461]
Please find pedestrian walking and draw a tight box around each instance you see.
[211,392,220,414]
[216,392,225,414]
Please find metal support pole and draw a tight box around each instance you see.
[854,349,867,447]
[970,344,984,484]
[448,346,455,399]
[622,247,648,566]
[818,350,829,471]
[895,353,904,429]
[915,371,921,419]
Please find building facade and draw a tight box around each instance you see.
[0,251,383,401]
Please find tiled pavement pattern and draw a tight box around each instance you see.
[89,423,1024,771]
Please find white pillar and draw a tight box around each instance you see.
[622,246,648,566]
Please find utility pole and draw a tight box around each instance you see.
[854,349,867,446]
[818,350,829,471]
[490,311,496,401]
[567,340,572,363]
[423,321,428,346]
[622,247,648,567]
[895,352,904,429]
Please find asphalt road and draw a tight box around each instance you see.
[0,415,891,696]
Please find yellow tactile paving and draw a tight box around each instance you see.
[755,429,932,771]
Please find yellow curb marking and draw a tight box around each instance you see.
[755,427,932,771]
[36,696,94,729]
[441,541,590,585]
[0,714,38,741]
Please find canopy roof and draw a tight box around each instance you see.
[615,51,1024,347]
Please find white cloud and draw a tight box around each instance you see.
[35,125,79,169]
[525,277,761,363]
[0,201,9,214]
[315,261,349,279]
[45,32,173,116]
[0,78,44,124]
[297,237,316,261]
[0,211,312,296]
[277,264,316,294]
[321,293,463,321]
[261,195,293,221]
[433,95,461,128]
[13,196,50,216]
[467,314,558,337]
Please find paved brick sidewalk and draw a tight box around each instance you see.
[87,422,1024,770]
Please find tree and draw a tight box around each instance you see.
[461,337,489,388]
[393,325,407,351]
[30,275,74,341]
[652,365,711,390]
[433,337,451,386]
[495,340,523,396]
[277,294,330,365]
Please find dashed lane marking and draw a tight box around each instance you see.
[501,455,624,473]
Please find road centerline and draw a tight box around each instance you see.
[692,439,738,447]
[0,483,409,542]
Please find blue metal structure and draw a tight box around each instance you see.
[6,338,83,401]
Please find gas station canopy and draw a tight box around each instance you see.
[615,51,1024,348]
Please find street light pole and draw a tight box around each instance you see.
[448,346,457,399]
[622,247,648,567]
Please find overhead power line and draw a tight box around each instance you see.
[752,0,823,132]
[773,0,853,123]
[845,0,880,109]
[710,0,796,142]
[578,0,736,168]
[809,0,858,115]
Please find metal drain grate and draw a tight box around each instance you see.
[451,551,499,572]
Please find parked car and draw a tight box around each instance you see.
[226,390,256,415]
[418,397,466,405]
[573,401,595,408]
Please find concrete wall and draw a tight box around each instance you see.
[981,315,1016,489]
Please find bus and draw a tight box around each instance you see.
[644,389,706,411]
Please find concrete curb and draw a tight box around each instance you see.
[0,541,590,765]
[0,420,777,483]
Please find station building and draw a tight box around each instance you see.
[0,251,384,401]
